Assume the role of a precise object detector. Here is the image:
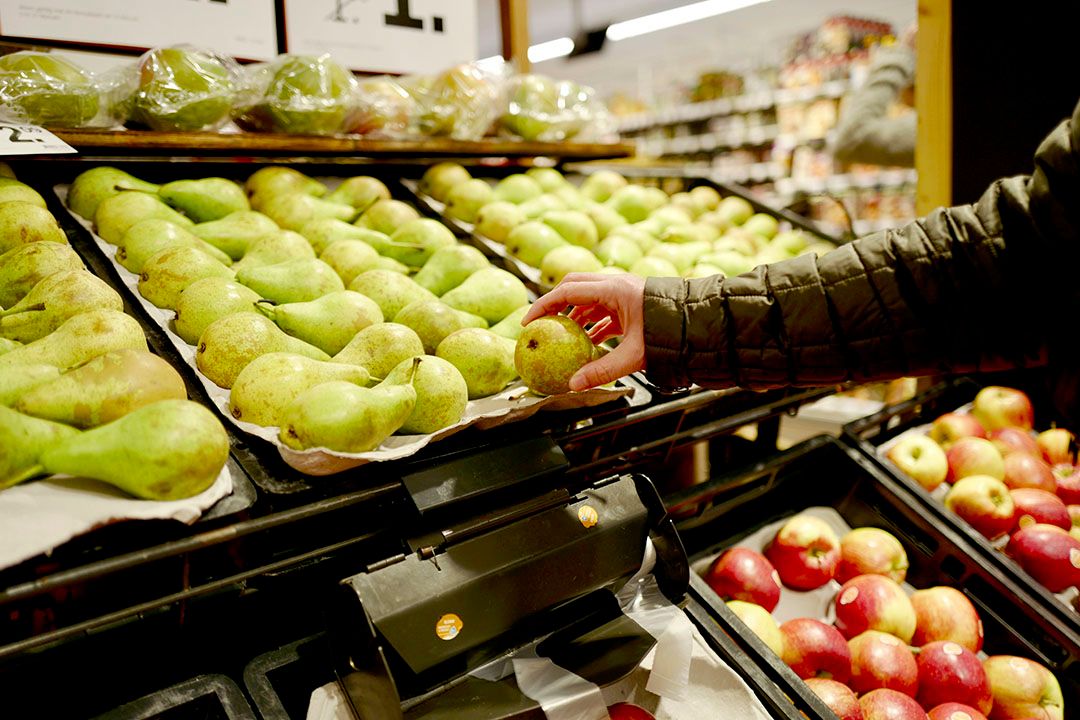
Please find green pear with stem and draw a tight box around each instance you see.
[246,167,326,209]
[16,349,186,428]
[0,406,80,488]
[393,300,467,355]
[420,163,471,202]
[444,179,493,223]
[584,203,627,240]
[580,170,627,203]
[525,167,567,192]
[300,218,388,255]
[231,231,315,272]
[68,167,159,221]
[236,258,343,305]
[385,218,456,267]
[256,290,383,355]
[381,355,467,434]
[412,244,489,296]
[540,245,602,286]
[517,194,565,219]
[440,268,528,325]
[117,218,232,273]
[320,239,381,285]
[0,202,67,253]
[0,364,61,406]
[159,178,249,222]
[475,201,526,243]
[542,210,598,250]
[493,175,543,204]
[264,193,357,232]
[0,309,147,370]
[139,245,234,310]
[95,191,193,246]
[348,270,436,321]
[173,277,261,345]
[325,176,390,212]
[515,315,594,396]
[355,199,419,235]
[333,323,424,380]
[0,178,46,208]
[0,242,82,309]
[229,352,370,427]
[436,328,517,399]
[0,270,123,343]
[195,312,329,389]
[488,304,530,341]
[506,221,566,267]
[191,211,279,260]
[596,236,643,270]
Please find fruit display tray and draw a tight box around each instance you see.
[92,674,256,720]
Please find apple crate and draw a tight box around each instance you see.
[91,674,256,720]
[671,435,1080,714]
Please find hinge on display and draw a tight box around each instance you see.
[366,554,407,573]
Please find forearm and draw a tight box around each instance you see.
[830,45,916,167]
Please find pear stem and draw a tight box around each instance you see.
[0,302,45,318]
[0,464,47,490]
[253,300,277,319]
[406,356,421,385]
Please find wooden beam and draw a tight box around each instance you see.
[915,0,952,215]
[499,0,530,73]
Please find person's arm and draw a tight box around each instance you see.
[829,44,916,167]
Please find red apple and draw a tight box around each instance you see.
[765,515,840,590]
[1053,464,1080,504]
[726,600,784,656]
[972,386,1034,432]
[1009,488,1070,530]
[847,630,918,697]
[946,437,1005,483]
[888,436,949,491]
[1002,451,1057,492]
[943,475,1016,539]
[1005,523,1080,592]
[859,688,930,720]
[838,527,909,583]
[704,547,782,611]
[805,678,862,720]
[779,617,852,682]
[927,703,988,720]
[910,586,983,653]
[983,656,1065,720]
[1036,428,1075,466]
[833,574,916,643]
[1068,505,1080,542]
[929,413,986,449]
[607,703,655,720]
[916,641,992,714]
[989,427,1039,457]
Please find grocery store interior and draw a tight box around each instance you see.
[1,1,1078,718]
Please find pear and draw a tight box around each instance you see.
[804,241,838,257]
[381,355,467,434]
[264,193,356,232]
[28,400,229,500]
[420,162,471,202]
[647,241,711,273]
[412,244,489,296]
[715,196,754,227]
[474,201,526,243]
[0,406,80,488]
[642,188,669,211]
[355,199,419,235]
[0,202,67,253]
[191,211,280,260]
[771,230,808,255]
[334,322,424,380]
[517,194,566,220]
[231,231,315,272]
[300,218,388,255]
[685,263,724,279]
[16,349,186,428]
[540,245,603,286]
[139,246,234,310]
[129,47,233,132]
[95,191,193,246]
[669,192,705,219]
[173,278,261,345]
[0,270,124,343]
[236,258,343,305]
[0,364,61,406]
[278,377,417,453]
[444,179,493,223]
[436,328,516,399]
[320,239,381,285]
[493,175,543,204]
[515,315,594,395]
[606,186,654,223]
[542,210,599,250]
[441,268,528,325]
[525,167,567,193]
[690,185,722,211]
[712,235,757,257]
[0,242,82,309]
[506,221,566,267]
[246,167,326,209]
[584,203,627,240]
[229,353,369,427]
[743,213,779,240]
[596,236,643,270]
[68,167,159,221]
[159,178,249,222]
[629,257,679,278]
[580,170,627,202]
[455,310,488,329]
[0,163,14,179]
[394,300,468,354]
[117,218,232,273]
[488,304,530,341]
[256,291,382,355]
[754,247,789,265]
[649,206,693,231]
[383,218,456,267]
[348,270,435,320]
[610,226,659,254]
[325,176,390,212]
[376,256,410,274]
[0,309,147,370]
[698,211,731,233]
[195,312,329,388]
[552,185,587,211]
[698,251,755,277]
[0,178,46,208]
[661,223,717,245]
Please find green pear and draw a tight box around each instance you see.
[320,238,381,285]
[474,201,526,243]
[0,39,98,123]
[493,175,543,204]
[0,163,14,179]
[229,352,369,427]
[130,47,234,132]
[455,310,488,328]
[0,309,147,370]
[264,193,356,232]
[0,179,46,208]
[0,242,82,309]
[647,206,693,231]
[95,191,193,246]
[232,231,315,272]
[515,315,594,395]
[16,349,186,428]
[436,328,517,399]
[138,246,234,310]
[697,211,730,232]
[334,323,424,379]
[488,304,530,341]
[0,269,124,343]
[505,221,566,267]
[385,218,456,267]
[441,268,528,325]
[771,230,807,255]
[348,270,435,320]
[698,251,755,277]
[661,223,718,245]
[159,178,249,223]
[517,194,566,219]
[596,236,643,270]
[174,277,260,345]
[684,263,724,279]
[412,244,489,296]
[629,257,679,278]
[236,258,343,305]
[394,300,468,354]
[250,54,356,135]
[0,202,67,253]
[525,167,567,192]
[540,245,602,286]
[584,203,627,240]
[0,364,60,406]
[669,192,705,219]
[246,167,326,209]
[755,247,789,265]
[643,188,668,210]
[715,196,754,227]
[326,176,390,212]
[381,355,467,434]
[690,185,722,211]
[117,218,232,273]
[647,241,711,273]
[804,241,838,257]
[743,213,780,239]
[195,312,329,388]
[542,210,598,250]
[256,291,382,355]
[712,236,757,256]
[375,256,410,274]
[580,171,627,203]
[191,211,279,260]
[0,406,80,488]
[605,186,654,223]
[608,225,659,253]
[420,162,472,202]
[355,199,420,235]
[300,218,387,255]
[552,185,587,211]
[68,167,160,221]
[278,377,417,453]
[444,179,493,223]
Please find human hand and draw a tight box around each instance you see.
[522,272,647,391]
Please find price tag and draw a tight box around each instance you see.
[0,124,76,156]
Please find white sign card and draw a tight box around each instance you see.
[0,0,278,61]
[0,123,75,156]
[283,0,478,75]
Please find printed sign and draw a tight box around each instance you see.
[0,123,75,156]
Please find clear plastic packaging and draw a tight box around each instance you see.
[0,51,117,129]
[409,62,507,140]
[235,54,359,136]
[122,45,242,132]
[346,75,417,137]
[499,73,618,143]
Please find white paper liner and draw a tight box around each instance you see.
[55,184,632,476]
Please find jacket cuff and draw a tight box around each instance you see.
[642,276,690,390]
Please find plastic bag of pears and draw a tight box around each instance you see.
[346,75,418,137]
[406,61,509,140]
[235,53,360,136]
[499,73,618,143]
[0,51,122,129]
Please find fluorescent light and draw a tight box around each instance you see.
[606,0,772,41]
[528,36,575,63]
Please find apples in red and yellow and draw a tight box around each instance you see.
[929,413,986,449]
[1002,451,1057,492]
[779,617,851,682]
[804,678,862,720]
[606,703,655,720]
[944,475,1016,539]
[910,586,983,653]
[971,386,1033,432]
[837,527,909,584]
[927,703,987,720]
[1053,464,1080,505]
[705,547,781,611]
[1005,523,1080,592]
[915,641,992,714]
[1009,488,1070,531]
[833,574,916,643]
[847,630,918,697]
[859,688,929,720]
[983,655,1065,720]
[946,438,1004,483]
[1036,428,1075,466]
[989,427,1039,457]
[765,515,840,590]
[726,600,784,656]
[887,435,949,491]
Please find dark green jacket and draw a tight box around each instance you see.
[643,100,1080,416]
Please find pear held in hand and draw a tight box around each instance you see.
[515,315,596,395]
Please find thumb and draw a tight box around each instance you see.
[569,341,641,391]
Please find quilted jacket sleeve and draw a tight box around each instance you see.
[642,99,1080,392]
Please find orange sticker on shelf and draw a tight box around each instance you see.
[436,613,463,641]
[578,505,599,528]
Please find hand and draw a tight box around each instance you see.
[522,272,647,391]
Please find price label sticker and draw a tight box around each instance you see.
[0,124,76,156]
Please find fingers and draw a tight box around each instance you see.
[568,304,608,326]
[586,316,613,341]
[522,280,614,324]
[569,339,644,391]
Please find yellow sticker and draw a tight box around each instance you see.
[578,505,599,528]
[436,613,463,641]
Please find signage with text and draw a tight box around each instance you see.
[0,124,76,156]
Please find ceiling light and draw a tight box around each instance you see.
[606,0,772,41]
[528,36,575,63]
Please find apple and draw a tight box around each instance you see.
[804,678,863,720]
[927,703,988,720]
[943,475,1016,539]
[779,617,852,682]
[1036,428,1075,466]
[1009,488,1071,530]
[837,527,909,583]
[971,386,1034,432]
[847,630,918,696]
[705,547,782,610]
[607,703,655,720]
[764,514,841,590]
[1002,451,1057,492]
[1053,464,1080,504]
[929,413,986,449]
[1005,523,1080,592]
[833,574,916,643]
[915,641,992,714]
[726,600,784,656]
[1068,505,1080,542]
[910,586,983,653]
[946,437,1005,483]
[989,427,1039,456]
[887,436,949,491]
[859,688,930,720]
[983,656,1065,720]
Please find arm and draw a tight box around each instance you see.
[829,44,916,167]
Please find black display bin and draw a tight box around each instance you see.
[91,674,256,720]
